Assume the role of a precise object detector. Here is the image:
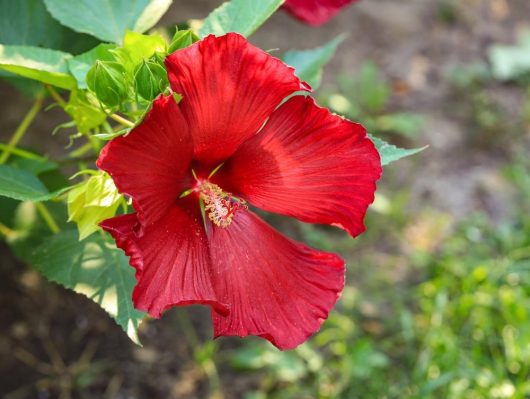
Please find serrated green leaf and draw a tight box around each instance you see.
[43,0,172,44]
[369,135,426,166]
[283,35,345,90]
[68,44,117,89]
[0,45,76,89]
[30,230,145,344]
[199,0,284,38]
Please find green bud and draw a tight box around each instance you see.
[151,51,167,67]
[67,172,122,240]
[134,60,169,101]
[168,29,199,53]
[86,60,127,107]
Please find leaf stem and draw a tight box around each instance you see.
[35,202,60,233]
[0,94,44,164]
[45,84,67,107]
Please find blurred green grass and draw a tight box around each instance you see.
[223,164,530,399]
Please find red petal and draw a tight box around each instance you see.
[99,213,144,274]
[165,33,310,166]
[283,0,358,26]
[215,96,382,237]
[101,207,228,318]
[97,95,192,228]
[208,210,345,350]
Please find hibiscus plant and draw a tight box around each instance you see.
[0,0,422,349]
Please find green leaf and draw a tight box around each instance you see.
[111,30,166,75]
[68,44,117,89]
[67,173,122,240]
[10,157,59,176]
[199,0,283,38]
[0,0,98,54]
[369,135,426,166]
[0,164,57,201]
[30,230,145,344]
[283,35,345,90]
[43,0,173,44]
[0,45,76,89]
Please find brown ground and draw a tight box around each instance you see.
[1,0,529,398]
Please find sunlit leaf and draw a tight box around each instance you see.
[67,172,122,240]
[0,45,76,89]
[112,30,166,74]
[30,230,145,344]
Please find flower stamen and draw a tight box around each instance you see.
[199,182,246,228]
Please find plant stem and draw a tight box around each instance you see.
[35,202,60,233]
[0,222,15,239]
[45,84,67,107]
[109,113,135,127]
[0,143,47,161]
[0,94,44,164]
[46,85,135,127]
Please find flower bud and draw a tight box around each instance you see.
[86,60,128,107]
[168,29,199,53]
[134,60,168,101]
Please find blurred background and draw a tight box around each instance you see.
[2,0,530,398]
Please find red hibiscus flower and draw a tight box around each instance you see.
[283,0,359,26]
[97,33,381,350]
